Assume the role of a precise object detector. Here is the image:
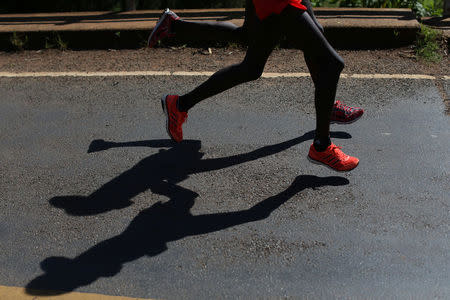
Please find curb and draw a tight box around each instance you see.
[0,8,421,50]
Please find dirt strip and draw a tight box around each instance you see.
[0,47,448,76]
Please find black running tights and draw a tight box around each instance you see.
[172,1,344,142]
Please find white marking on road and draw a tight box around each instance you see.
[0,71,172,77]
[350,74,436,80]
[262,72,310,78]
[0,71,440,80]
[381,132,392,136]
[172,71,214,76]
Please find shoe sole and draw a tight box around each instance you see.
[307,155,359,172]
[148,10,170,48]
[161,95,176,142]
[330,113,363,125]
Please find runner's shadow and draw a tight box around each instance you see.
[26,174,349,296]
[49,130,351,216]
[87,138,176,153]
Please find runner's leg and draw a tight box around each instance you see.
[170,1,253,44]
[171,20,247,44]
[302,0,324,33]
[177,6,281,112]
[281,6,344,149]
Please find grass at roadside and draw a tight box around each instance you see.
[9,32,69,51]
[10,32,28,50]
[45,33,68,51]
[415,24,445,62]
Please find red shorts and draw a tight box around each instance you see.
[252,0,307,20]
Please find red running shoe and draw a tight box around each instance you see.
[330,100,364,124]
[161,95,187,143]
[148,8,180,48]
[308,143,359,172]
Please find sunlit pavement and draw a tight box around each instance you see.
[0,75,449,298]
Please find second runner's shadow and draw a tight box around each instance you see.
[27,174,349,295]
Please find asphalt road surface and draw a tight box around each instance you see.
[0,74,449,299]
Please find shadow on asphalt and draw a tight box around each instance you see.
[27,131,350,296]
[49,130,351,216]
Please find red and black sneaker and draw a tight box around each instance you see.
[161,95,187,143]
[330,100,364,124]
[148,8,180,48]
[308,143,359,172]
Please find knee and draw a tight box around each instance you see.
[311,55,345,89]
[319,54,344,75]
[245,68,264,81]
[241,63,264,82]
[320,55,344,81]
